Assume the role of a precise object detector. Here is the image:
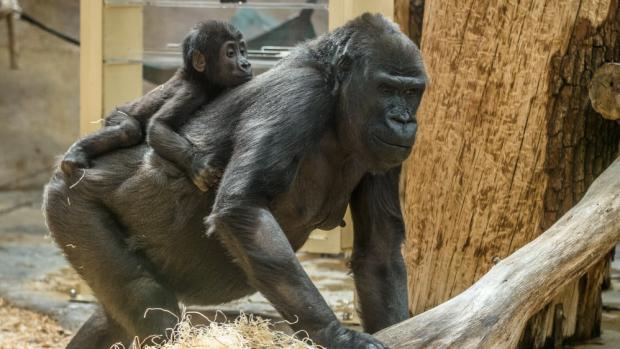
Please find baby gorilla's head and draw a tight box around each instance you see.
[182,20,253,88]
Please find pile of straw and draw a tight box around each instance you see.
[127,311,321,349]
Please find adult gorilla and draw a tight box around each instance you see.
[44,13,426,349]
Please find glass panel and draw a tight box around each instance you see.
[105,0,329,86]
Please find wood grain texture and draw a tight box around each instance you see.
[377,157,620,348]
[401,0,620,346]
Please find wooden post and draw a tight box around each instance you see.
[401,0,620,347]
[79,0,103,136]
[329,0,394,30]
[102,5,143,118]
[79,1,142,136]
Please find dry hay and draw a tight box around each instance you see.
[0,298,71,349]
[120,310,322,349]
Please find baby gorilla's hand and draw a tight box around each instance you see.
[61,147,90,176]
[190,155,223,192]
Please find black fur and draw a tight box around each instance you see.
[44,13,426,349]
[60,20,252,191]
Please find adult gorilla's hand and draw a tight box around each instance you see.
[319,322,387,349]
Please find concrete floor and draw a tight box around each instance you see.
[0,189,619,348]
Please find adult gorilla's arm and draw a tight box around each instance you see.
[350,166,409,333]
[206,67,384,348]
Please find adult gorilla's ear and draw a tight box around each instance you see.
[331,40,353,95]
[335,53,352,83]
[192,50,206,72]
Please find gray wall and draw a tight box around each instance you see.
[0,0,79,190]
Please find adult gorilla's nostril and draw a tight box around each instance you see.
[389,114,412,124]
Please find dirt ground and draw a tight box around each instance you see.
[0,299,70,349]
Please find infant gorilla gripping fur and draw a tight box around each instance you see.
[44,14,426,349]
[61,20,252,191]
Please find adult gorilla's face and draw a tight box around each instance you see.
[339,34,427,170]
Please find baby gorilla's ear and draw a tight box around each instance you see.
[192,50,206,72]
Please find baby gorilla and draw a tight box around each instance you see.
[61,21,252,190]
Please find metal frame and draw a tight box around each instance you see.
[105,0,328,10]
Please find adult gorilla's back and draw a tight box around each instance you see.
[44,13,427,349]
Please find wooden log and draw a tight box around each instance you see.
[590,63,620,121]
[376,157,620,348]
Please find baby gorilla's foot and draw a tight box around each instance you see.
[61,149,90,176]
[190,158,223,192]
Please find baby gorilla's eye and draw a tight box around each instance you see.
[240,48,246,56]
[227,49,235,58]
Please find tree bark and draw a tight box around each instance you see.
[589,63,620,120]
[376,157,620,348]
[401,0,620,347]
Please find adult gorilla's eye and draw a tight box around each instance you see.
[380,85,393,94]
[405,89,417,96]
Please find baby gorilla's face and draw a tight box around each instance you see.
[215,40,253,87]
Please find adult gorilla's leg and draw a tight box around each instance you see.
[45,193,179,347]
[67,306,130,349]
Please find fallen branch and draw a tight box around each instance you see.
[376,157,620,348]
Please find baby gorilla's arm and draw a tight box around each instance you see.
[146,84,221,191]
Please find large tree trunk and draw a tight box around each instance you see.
[401,0,620,347]
[376,157,620,348]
